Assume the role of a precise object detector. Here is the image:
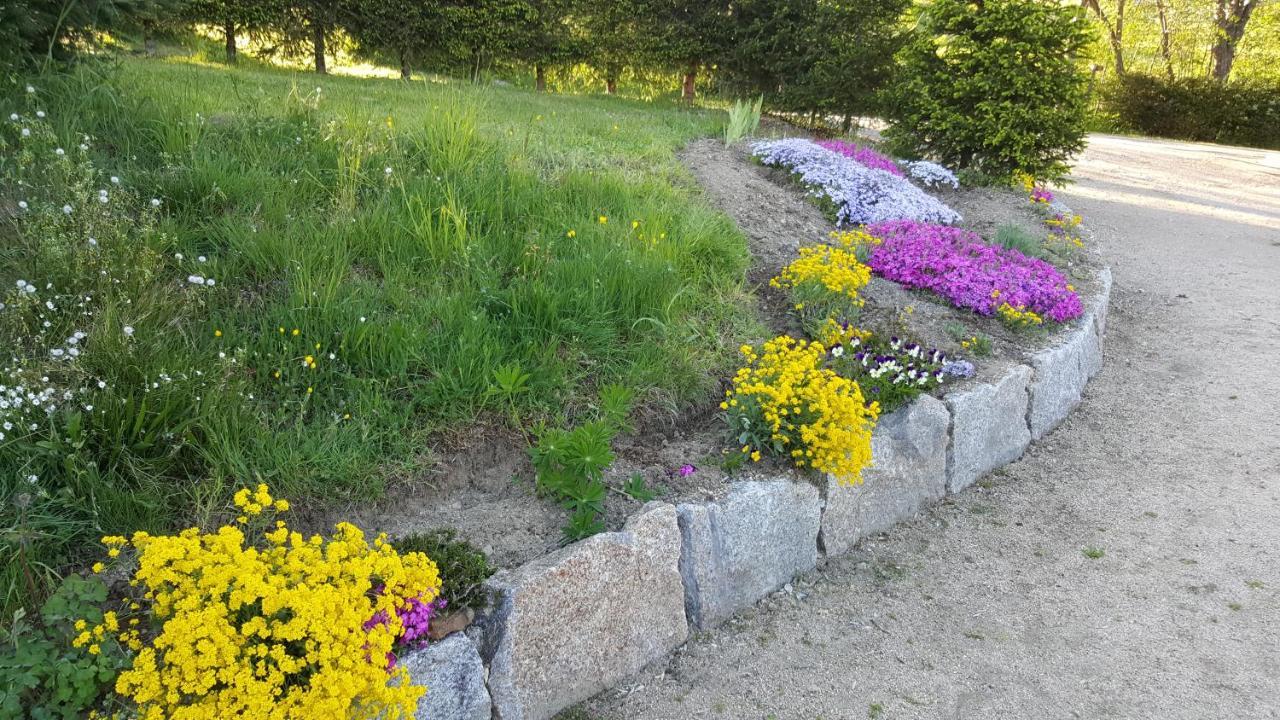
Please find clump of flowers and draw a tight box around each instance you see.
[752,138,961,226]
[769,241,872,332]
[1015,171,1054,205]
[996,302,1045,329]
[80,484,441,719]
[721,336,878,485]
[816,139,903,176]
[865,220,1083,323]
[827,335,954,412]
[902,160,960,189]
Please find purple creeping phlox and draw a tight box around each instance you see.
[816,139,903,176]
[865,220,1084,323]
[752,139,961,226]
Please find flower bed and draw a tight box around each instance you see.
[752,139,961,226]
[865,220,1083,323]
[815,139,903,176]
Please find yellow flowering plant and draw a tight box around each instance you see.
[721,337,879,485]
[73,484,441,719]
[996,302,1045,329]
[769,237,873,335]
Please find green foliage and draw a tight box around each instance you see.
[1098,73,1280,150]
[992,223,1045,259]
[886,0,1094,183]
[0,574,125,719]
[391,529,495,614]
[723,96,763,146]
[0,59,754,614]
[720,0,909,122]
[529,384,633,544]
[621,473,659,502]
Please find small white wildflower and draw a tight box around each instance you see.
[187,275,204,284]
[67,348,79,357]
[25,85,35,93]
[359,316,367,322]
[21,128,30,137]
[150,198,161,207]
[62,204,72,215]
[7,113,16,121]
[831,346,845,358]
[55,148,64,156]
[17,201,27,210]
[97,380,106,389]
[123,325,135,337]
[218,352,226,359]
[328,353,335,360]
[204,278,215,287]
[197,255,207,263]
[36,110,46,119]
[79,143,88,151]
[50,348,64,357]
[88,237,97,246]
[97,194,108,204]
[26,474,37,484]
[110,176,120,184]
[385,166,393,176]
[83,404,93,411]
[175,253,184,261]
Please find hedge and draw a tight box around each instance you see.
[1098,74,1280,150]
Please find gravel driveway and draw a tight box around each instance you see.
[586,134,1280,720]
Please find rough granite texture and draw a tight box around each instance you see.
[945,365,1033,493]
[1028,326,1091,441]
[401,634,491,720]
[677,480,822,628]
[820,395,950,556]
[484,502,688,720]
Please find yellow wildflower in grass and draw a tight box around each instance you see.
[723,336,878,485]
[598,215,608,224]
[103,485,440,720]
[566,229,576,238]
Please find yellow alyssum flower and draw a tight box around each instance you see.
[106,485,440,720]
[770,244,871,305]
[996,302,1044,328]
[723,336,878,485]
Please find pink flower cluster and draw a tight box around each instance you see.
[816,139,904,176]
[365,592,447,668]
[865,220,1084,323]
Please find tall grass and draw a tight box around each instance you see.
[0,57,758,614]
[723,95,764,146]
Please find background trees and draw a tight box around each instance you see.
[886,0,1094,182]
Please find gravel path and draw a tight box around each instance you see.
[587,135,1280,720]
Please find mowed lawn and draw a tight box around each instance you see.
[0,56,757,612]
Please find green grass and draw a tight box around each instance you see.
[0,55,758,613]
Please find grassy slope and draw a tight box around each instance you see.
[0,56,756,612]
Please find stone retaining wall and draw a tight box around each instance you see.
[402,271,1112,720]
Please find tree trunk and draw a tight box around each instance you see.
[606,77,617,94]
[224,22,237,65]
[841,113,852,134]
[1082,0,1126,75]
[681,63,697,102]
[535,64,546,92]
[1210,0,1258,83]
[143,20,157,57]
[1155,0,1175,81]
[313,22,327,75]
[400,52,411,81]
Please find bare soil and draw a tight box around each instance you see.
[584,135,1280,720]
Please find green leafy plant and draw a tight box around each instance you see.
[886,0,1094,183]
[487,362,532,425]
[0,575,126,719]
[529,384,633,544]
[723,95,764,145]
[621,473,659,502]
[391,529,495,615]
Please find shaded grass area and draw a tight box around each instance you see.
[0,57,757,613]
